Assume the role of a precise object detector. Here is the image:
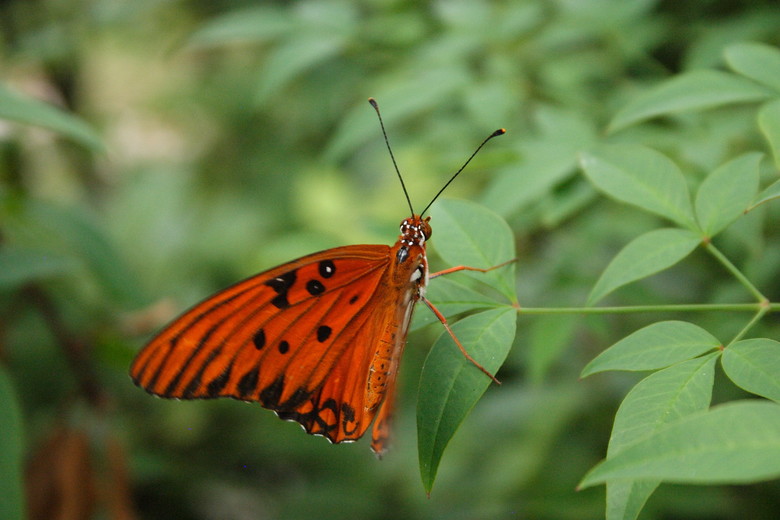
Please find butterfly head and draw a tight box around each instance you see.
[395,215,431,264]
[399,215,431,244]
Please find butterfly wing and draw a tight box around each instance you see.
[131,245,388,402]
[283,271,418,451]
[130,244,420,447]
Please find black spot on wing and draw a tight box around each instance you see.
[317,325,332,342]
[205,366,232,397]
[270,293,289,309]
[253,329,266,350]
[341,402,357,435]
[319,260,335,278]
[260,376,284,408]
[306,279,325,295]
[266,270,297,292]
[260,376,312,412]
[237,366,260,398]
[174,345,222,397]
[265,270,297,309]
[278,340,290,354]
[284,387,312,410]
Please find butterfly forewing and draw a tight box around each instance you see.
[131,246,390,404]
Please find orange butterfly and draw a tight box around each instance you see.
[130,98,506,455]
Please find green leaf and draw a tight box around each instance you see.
[0,246,79,289]
[581,321,720,377]
[3,200,143,306]
[579,144,697,229]
[187,6,292,47]
[606,354,717,520]
[480,106,595,216]
[324,67,470,161]
[725,42,780,93]
[0,367,25,520]
[695,152,762,236]
[429,199,517,303]
[758,98,780,169]
[587,229,701,306]
[722,339,780,403]
[418,307,516,493]
[255,34,346,104]
[749,178,780,211]
[479,143,577,217]
[411,276,505,330]
[580,400,780,488]
[608,70,774,132]
[0,84,103,151]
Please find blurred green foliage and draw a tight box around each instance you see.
[2,1,780,519]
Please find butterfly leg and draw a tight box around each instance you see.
[429,258,516,279]
[420,296,501,385]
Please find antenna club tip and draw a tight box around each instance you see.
[494,128,507,137]
[368,97,378,108]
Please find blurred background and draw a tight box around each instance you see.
[2,1,780,519]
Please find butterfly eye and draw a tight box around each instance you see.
[421,218,432,240]
[396,247,409,263]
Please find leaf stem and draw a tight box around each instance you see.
[704,242,767,303]
[517,302,779,315]
[727,304,770,346]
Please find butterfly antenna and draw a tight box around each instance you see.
[419,127,506,217]
[369,97,415,216]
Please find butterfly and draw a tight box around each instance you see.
[130,98,506,456]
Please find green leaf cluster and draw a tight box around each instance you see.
[574,41,780,520]
[2,2,780,520]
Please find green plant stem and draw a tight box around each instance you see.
[727,306,770,346]
[517,302,780,315]
[704,242,767,303]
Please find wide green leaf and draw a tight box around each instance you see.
[0,84,103,151]
[587,229,701,306]
[418,307,516,493]
[694,152,762,236]
[0,367,25,520]
[410,276,504,330]
[579,145,697,229]
[429,199,517,303]
[722,339,780,403]
[725,42,780,92]
[580,401,780,487]
[581,321,720,376]
[606,354,717,520]
[608,70,774,132]
[758,98,780,169]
